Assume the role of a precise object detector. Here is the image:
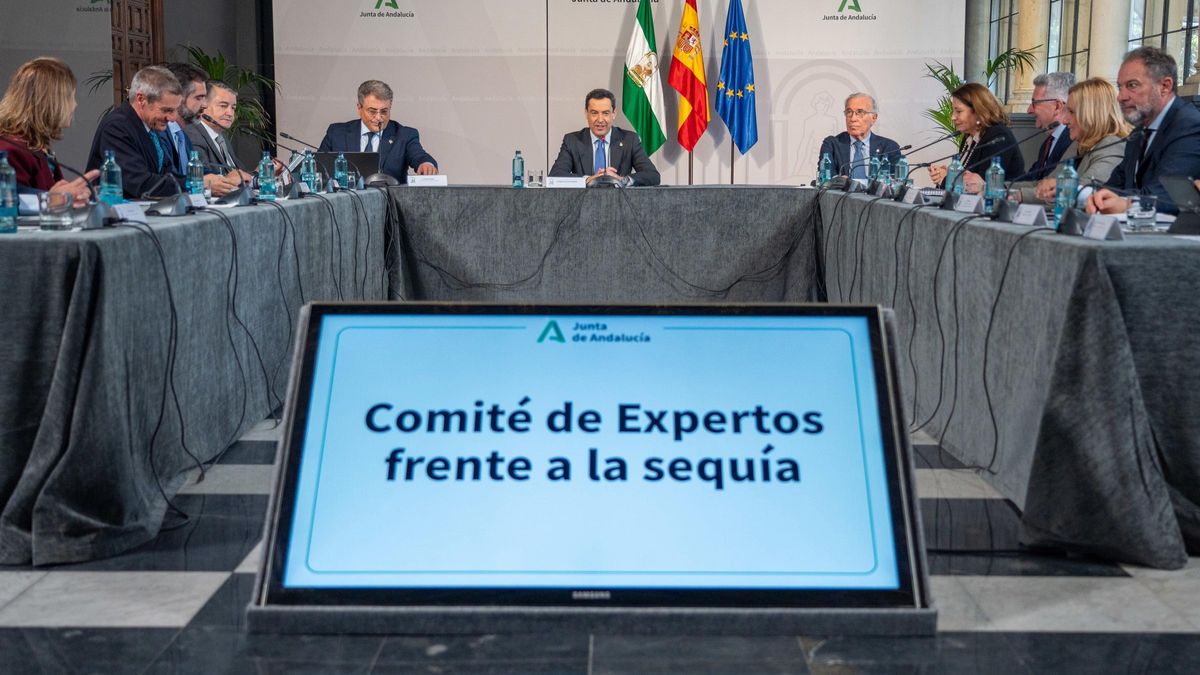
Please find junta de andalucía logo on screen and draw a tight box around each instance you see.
[538,320,651,345]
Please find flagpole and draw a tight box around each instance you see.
[730,141,735,185]
[688,151,693,186]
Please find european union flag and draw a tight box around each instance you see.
[716,0,758,154]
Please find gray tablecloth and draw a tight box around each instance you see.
[817,190,1200,569]
[386,186,817,303]
[0,190,386,565]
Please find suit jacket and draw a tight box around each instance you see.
[1013,135,1127,204]
[1025,127,1074,181]
[1105,97,1200,214]
[0,135,62,191]
[961,123,1025,178]
[549,127,660,186]
[317,119,436,184]
[816,131,903,176]
[184,120,242,171]
[86,101,182,198]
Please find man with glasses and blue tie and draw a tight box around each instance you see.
[318,80,437,184]
[816,92,903,183]
[549,88,660,187]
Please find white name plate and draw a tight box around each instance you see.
[408,175,449,187]
[546,176,586,189]
[111,203,148,224]
[1084,215,1124,241]
[901,188,923,205]
[1012,204,1048,226]
[188,194,208,209]
[953,194,983,214]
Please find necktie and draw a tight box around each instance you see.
[173,129,188,173]
[1135,127,1154,187]
[1037,134,1054,176]
[149,130,165,171]
[851,140,866,180]
[594,138,607,174]
[215,133,235,168]
[363,132,377,153]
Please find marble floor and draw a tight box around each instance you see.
[2,421,1200,674]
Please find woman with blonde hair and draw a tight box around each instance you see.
[0,57,96,202]
[928,82,1026,193]
[1028,77,1130,204]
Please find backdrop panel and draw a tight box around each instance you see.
[273,0,966,185]
[0,1,114,171]
[273,0,548,183]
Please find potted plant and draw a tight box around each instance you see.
[923,46,1040,138]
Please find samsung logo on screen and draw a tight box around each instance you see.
[572,590,612,601]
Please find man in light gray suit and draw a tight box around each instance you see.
[184,80,252,185]
[549,88,660,187]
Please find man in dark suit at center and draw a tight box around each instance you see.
[549,88,660,187]
[816,92,903,180]
[318,80,437,184]
[86,65,185,198]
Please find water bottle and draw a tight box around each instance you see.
[868,155,881,180]
[300,149,316,188]
[0,152,15,234]
[186,150,205,195]
[333,152,349,190]
[894,156,910,190]
[984,156,1005,213]
[818,152,833,184]
[257,151,276,201]
[1053,159,1079,228]
[512,150,524,188]
[99,149,123,205]
[877,156,891,185]
[946,157,965,195]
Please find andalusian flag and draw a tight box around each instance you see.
[623,0,667,156]
[668,0,709,152]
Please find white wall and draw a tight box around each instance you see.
[274,0,966,185]
[0,1,114,170]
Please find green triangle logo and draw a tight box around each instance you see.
[537,320,566,344]
[839,0,862,12]
[375,0,399,9]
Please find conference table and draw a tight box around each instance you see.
[0,190,386,566]
[3,183,1198,570]
[386,185,1200,570]
[815,189,1200,569]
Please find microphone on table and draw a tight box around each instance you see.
[866,144,912,196]
[45,151,114,229]
[362,118,399,188]
[142,170,191,217]
[902,130,961,158]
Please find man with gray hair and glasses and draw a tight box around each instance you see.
[1024,71,1075,181]
[318,79,437,184]
[86,65,185,198]
[816,92,903,181]
[1088,46,1200,215]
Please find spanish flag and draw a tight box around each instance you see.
[667,0,709,152]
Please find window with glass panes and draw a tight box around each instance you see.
[1048,0,1092,75]
[1129,1,1200,81]
[990,0,1019,101]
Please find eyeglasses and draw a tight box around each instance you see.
[843,109,876,118]
[1029,98,1061,105]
